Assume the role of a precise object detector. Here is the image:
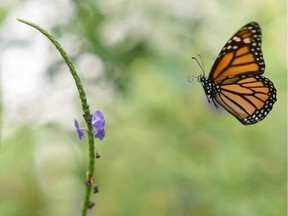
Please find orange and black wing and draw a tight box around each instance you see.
[209,22,265,82]
[214,75,277,125]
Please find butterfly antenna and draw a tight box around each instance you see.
[191,56,206,76]
[197,55,206,75]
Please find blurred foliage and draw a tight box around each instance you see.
[0,0,286,216]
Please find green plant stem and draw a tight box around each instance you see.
[17,18,95,216]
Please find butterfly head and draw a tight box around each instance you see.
[198,74,209,90]
[197,74,206,83]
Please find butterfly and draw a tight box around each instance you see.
[197,22,277,125]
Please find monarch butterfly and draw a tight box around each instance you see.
[197,22,277,125]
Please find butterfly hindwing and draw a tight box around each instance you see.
[214,75,277,125]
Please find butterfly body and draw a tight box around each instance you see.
[198,74,220,106]
[198,22,277,125]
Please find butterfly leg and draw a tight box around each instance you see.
[211,98,219,108]
[205,95,211,104]
[205,95,218,108]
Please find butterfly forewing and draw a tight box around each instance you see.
[209,22,265,82]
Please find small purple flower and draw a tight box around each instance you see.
[74,110,106,141]
[92,110,106,141]
[74,119,85,140]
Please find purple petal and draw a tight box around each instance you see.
[74,119,80,128]
[94,110,104,119]
[92,110,105,131]
[74,119,85,140]
[92,111,104,123]
[94,120,105,131]
[77,129,84,140]
[95,129,105,141]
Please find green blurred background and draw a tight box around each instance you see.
[0,0,286,216]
